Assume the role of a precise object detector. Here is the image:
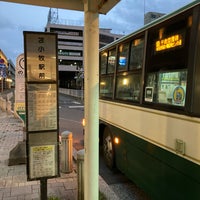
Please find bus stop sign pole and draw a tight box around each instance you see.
[40,179,47,200]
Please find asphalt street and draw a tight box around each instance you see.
[59,93,151,200]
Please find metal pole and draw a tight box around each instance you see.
[40,179,47,200]
[77,149,85,200]
[83,4,99,200]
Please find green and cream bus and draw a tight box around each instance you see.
[99,1,200,199]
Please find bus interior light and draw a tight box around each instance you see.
[100,81,106,86]
[114,137,120,144]
[123,78,129,86]
[82,118,85,127]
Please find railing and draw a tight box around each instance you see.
[0,88,84,114]
[59,88,84,99]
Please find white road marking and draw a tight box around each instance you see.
[72,101,81,104]
[68,105,84,108]
[59,117,82,124]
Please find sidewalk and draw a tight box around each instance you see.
[0,109,118,200]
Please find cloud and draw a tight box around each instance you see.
[100,0,144,34]
[0,27,23,62]
[0,0,194,63]
[145,0,193,13]
[0,2,49,62]
[99,0,193,34]
[0,14,15,30]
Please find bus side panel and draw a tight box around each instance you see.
[191,8,200,115]
[109,125,200,200]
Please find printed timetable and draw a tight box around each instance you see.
[30,145,56,179]
[27,84,57,131]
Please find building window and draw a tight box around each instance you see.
[58,50,82,57]
[59,60,82,67]
[50,28,83,36]
[100,34,115,43]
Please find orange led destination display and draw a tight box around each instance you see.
[155,34,183,52]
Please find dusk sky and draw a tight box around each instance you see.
[0,0,193,64]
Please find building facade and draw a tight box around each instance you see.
[144,12,165,25]
[45,21,123,89]
[7,59,15,88]
[0,49,15,92]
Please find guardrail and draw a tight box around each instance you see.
[0,88,84,114]
[59,88,84,99]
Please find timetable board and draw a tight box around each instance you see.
[24,31,59,181]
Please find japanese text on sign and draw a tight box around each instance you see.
[155,34,183,52]
[25,33,57,81]
[30,145,56,179]
[27,84,57,131]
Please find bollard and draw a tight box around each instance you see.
[60,131,73,173]
[77,149,85,200]
[0,97,2,110]
[2,99,6,111]
[6,100,12,114]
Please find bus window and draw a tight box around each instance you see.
[100,76,114,98]
[129,38,144,70]
[116,73,141,101]
[117,42,129,71]
[100,51,108,74]
[145,69,187,106]
[108,49,116,73]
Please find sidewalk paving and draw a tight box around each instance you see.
[0,109,119,200]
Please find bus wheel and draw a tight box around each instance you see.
[103,127,115,169]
